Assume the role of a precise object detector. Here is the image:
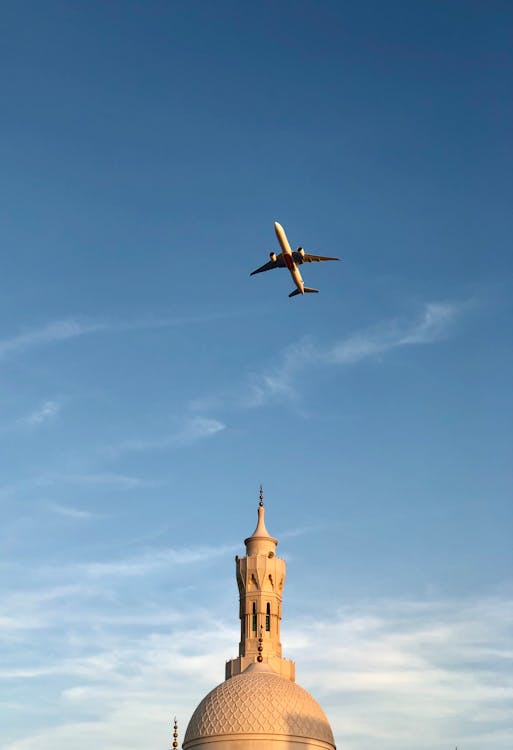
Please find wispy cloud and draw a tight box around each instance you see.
[1,543,237,595]
[105,416,226,458]
[0,310,258,362]
[0,319,105,359]
[47,504,101,520]
[277,524,324,540]
[76,543,238,579]
[328,301,459,363]
[1,592,511,750]
[246,301,464,405]
[0,585,94,635]
[55,472,155,489]
[19,400,61,427]
[288,595,513,748]
[0,472,156,500]
[177,416,225,444]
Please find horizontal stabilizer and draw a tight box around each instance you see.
[288,287,319,298]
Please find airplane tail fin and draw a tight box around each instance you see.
[289,287,319,298]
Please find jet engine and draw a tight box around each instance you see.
[269,252,277,262]
[297,247,306,258]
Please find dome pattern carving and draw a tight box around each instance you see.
[184,666,335,746]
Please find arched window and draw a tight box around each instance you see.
[252,602,257,632]
[265,602,271,631]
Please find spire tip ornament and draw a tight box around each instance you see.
[257,626,264,663]
[172,717,178,750]
[259,484,264,507]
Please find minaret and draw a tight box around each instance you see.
[225,487,295,681]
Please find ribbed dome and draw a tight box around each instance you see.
[183,663,335,749]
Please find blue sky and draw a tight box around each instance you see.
[1,2,512,749]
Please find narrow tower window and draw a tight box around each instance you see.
[266,602,271,631]
[252,602,257,632]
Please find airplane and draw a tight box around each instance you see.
[250,221,340,297]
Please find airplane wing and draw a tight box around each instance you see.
[250,256,285,275]
[293,252,340,263]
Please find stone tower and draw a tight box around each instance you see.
[225,488,295,681]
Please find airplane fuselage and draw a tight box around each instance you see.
[274,221,305,294]
[250,220,338,297]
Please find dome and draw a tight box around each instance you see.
[183,663,335,750]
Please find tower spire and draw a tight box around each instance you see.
[244,487,276,556]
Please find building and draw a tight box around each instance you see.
[182,491,336,750]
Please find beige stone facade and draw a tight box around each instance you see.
[225,500,295,682]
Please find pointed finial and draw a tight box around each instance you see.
[245,486,277,553]
[257,624,264,662]
[172,718,178,750]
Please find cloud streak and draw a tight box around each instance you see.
[328,301,459,363]
[1,591,511,750]
[19,400,61,427]
[246,301,463,405]
[76,543,238,579]
[0,310,259,362]
[104,416,226,458]
[47,504,101,520]
[0,472,156,500]
[0,319,105,360]
[291,595,513,749]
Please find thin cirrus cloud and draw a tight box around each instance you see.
[0,311,254,361]
[178,416,226,444]
[47,504,101,520]
[289,595,513,748]
[53,472,157,489]
[76,542,238,579]
[0,472,156,500]
[0,317,168,360]
[246,301,464,405]
[0,319,106,359]
[1,591,511,750]
[19,400,61,427]
[105,416,226,458]
[0,543,238,591]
